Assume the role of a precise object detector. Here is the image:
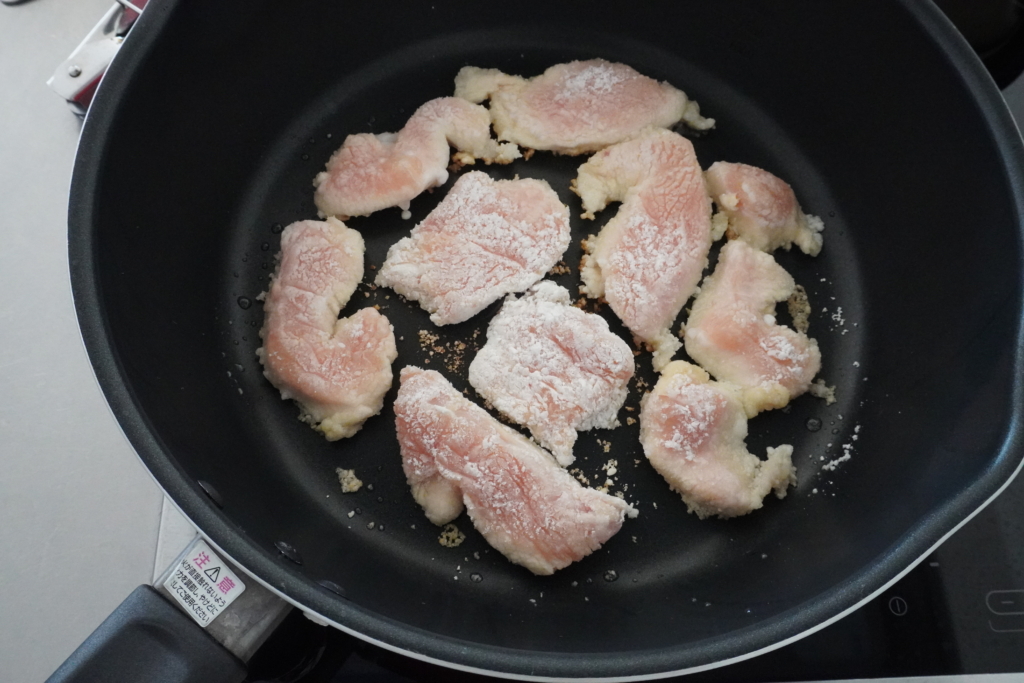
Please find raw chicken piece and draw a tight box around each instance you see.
[376,171,571,325]
[313,97,519,219]
[576,128,712,370]
[257,218,397,440]
[468,282,634,466]
[639,361,796,519]
[705,161,824,256]
[455,59,713,155]
[395,367,637,575]
[683,240,820,416]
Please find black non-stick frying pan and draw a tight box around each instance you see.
[64,0,1024,679]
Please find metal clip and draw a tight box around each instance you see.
[46,0,149,116]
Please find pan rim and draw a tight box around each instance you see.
[67,0,1024,678]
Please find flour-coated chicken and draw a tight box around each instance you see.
[683,240,820,416]
[468,282,634,467]
[455,59,713,155]
[705,161,824,256]
[640,361,796,519]
[376,172,570,325]
[313,97,519,219]
[258,219,397,440]
[395,367,636,575]
[577,128,713,370]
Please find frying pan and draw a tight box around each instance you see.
[64,0,1024,679]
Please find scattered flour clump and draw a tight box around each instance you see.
[336,468,363,493]
[439,524,466,548]
[809,379,836,405]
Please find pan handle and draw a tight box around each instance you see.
[45,585,247,683]
[46,536,291,683]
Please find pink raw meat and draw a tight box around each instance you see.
[468,282,634,466]
[257,218,397,440]
[395,366,637,575]
[683,240,820,416]
[705,161,824,255]
[455,59,713,154]
[577,128,712,370]
[640,361,796,519]
[313,97,519,219]
[376,171,570,325]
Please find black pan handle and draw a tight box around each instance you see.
[46,585,247,683]
[46,535,293,682]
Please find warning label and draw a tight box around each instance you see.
[162,538,245,627]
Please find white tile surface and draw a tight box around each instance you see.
[0,3,181,681]
[152,498,198,584]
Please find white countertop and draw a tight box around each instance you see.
[0,3,194,681]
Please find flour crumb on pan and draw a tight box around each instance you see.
[787,284,812,334]
[548,261,572,275]
[809,378,837,405]
[336,468,363,493]
[438,523,466,548]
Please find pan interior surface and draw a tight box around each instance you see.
[71,0,1024,677]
